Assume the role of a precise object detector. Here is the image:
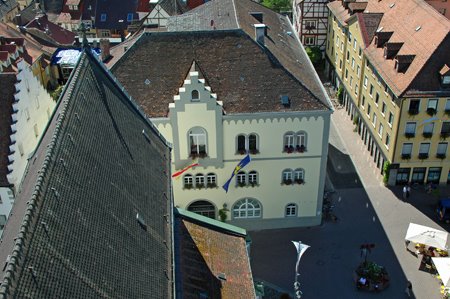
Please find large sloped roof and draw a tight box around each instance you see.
[174,208,255,298]
[0,50,173,298]
[363,0,450,96]
[111,0,331,117]
[0,73,16,188]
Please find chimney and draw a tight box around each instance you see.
[254,24,266,45]
[99,39,111,61]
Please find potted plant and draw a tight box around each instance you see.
[196,183,205,189]
[250,148,259,154]
[283,179,292,185]
[184,183,193,190]
[207,182,217,188]
[426,107,437,116]
[219,205,229,222]
[238,181,246,187]
[295,178,304,184]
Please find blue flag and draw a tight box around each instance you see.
[223,154,251,193]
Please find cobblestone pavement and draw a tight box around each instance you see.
[250,107,449,299]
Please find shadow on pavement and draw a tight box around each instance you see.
[327,144,363,189]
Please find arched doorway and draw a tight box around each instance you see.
[187,200,216,219]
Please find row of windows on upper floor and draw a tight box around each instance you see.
[408,99,450,116]
[188,128,309,158]
[228,198,299,219]
[404,121,450,139]
[182,168,306,189]
[401,142,449,160]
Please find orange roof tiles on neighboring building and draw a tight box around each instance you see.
[363,0,450,96]
[425,0,450,19]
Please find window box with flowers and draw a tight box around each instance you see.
[249,182,258,187]
[196,183,205,189]
[250,148,259,155]
[190,152,199,159]
[282,179,293,185]
[237,182,246,188]
[408,109,419,115]
[296,145,306,153]
[199,151,207,158]
[295,178,305,184]
[418,153,429,160]
[404,132,415,138]
[237,149,246,155]
[445,109,450,116]
[422,132,433,138]
[284,145,294,153]
[401,154,411,160]
[184,183,193,190]
[441,132,450,139]
[206,182,217,188]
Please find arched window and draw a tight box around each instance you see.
[249,134,258,154]
[294,168,305,184]
[195,173,205,188]
[285,203,297,217]
[183,174,193,189]
[284,132,295,152]
[248,171,258,185]
[237,171,246,185]
[188,200,216,219]
[237,134,246,153]
[207,173,217,187]
[296,131,307,152]
[191,90,199,101]
[233,198,262,219]
[189,127,207,157]
[282,169,293,182]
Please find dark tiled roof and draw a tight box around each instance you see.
[158,0,187,16]
[357,13,383,48]
[0,51,173,298]
[14,3,41,26]
[25,15,76,46]
[111,30,328,118]
[174,209,255,298]
[0,73,15,188]
[82,0,97,21]
[95,0,139,30]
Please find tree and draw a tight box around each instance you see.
[305,46,322,66]
[262,0,291,13]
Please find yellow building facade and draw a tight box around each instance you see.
[326,0,450,185]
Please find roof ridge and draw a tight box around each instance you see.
[0,54,84,297]
[231,0,240,29]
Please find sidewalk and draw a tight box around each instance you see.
[330,106,449,299]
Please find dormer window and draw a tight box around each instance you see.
[101,14,107,22]
[127,13,133,22]
[191,90,199,101]
[440,64,450,86]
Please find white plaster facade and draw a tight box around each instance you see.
[152,64,331,230]
[0,187,14,237]
[7,60,56,191]
[145,4,171,27]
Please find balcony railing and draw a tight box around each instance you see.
[441,132,450,139]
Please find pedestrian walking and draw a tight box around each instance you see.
[403,185,407,200]
[406,184,411,199]
[405,280,412,297]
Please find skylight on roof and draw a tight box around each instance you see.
[376,27,383,32]
[389,3,395,8]
[100,13,106,22]
[415,26,421,32]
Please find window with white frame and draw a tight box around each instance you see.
[372,113,377,126]
[189,127,207,156]
[367,104,371,116]
[304,36,315,45]
[237,134,246,153]
[305,20,316,29]
[195,174,205,188]
[427,98,438,110]
[353,38,357,49]
[378,123,383,137]
[207,173,217,187]
[237,171,246,185]
[388,112,394,126]
[405,122,416,134]
[233,198,262,219]
[355,84,358,95]
[363,76,368,88]
[351,58,355,69]
[356,65,360,76]
[248,171,258,185]
[294,168,305,183]
[282,169,293,183]
[285,203,297,217]
[184,174,193,188]
[402,143,412,155]
[296,131,307,149]
[350,76,353,87]
[385,133,390,148]
[362,96,365,108]
[437,143,448,156]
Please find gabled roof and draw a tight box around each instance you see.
[95,0,139,30]
[363,0,450,96]
[327,0,353,25]
[112,0,331,117]
[357,12,383,48]
[0,50,173,298]
[174,208,255,298]
[24,15,76,46]
[14,2,41,26]
[158,0,187,16]
[0,73,16,188]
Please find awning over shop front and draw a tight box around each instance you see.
[405,223,449,251]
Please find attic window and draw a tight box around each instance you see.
[136,213,147,231]
[415,25,421,31]
[101,14,107,22]
[191,90,199,101]
[281,95,290,107]
[127,13,133,22]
